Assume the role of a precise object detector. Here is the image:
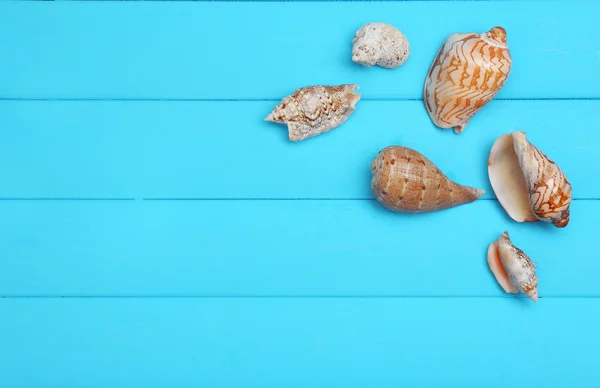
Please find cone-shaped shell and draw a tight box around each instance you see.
[265,84,360,141]
[424,27,512,134]
[487,231,538,302]
[488,131,572,228]
[371,146,485,213]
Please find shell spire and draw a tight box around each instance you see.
[488,131,572,227]
[487,231,538,302]
[424,26,512,134]
[370,146,484,213]
[265,84,361,142]
[485,26,507,46]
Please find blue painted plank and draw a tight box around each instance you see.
[46,0,593,2]
[0,200,597,296]
[0,2,599,99]
[1,100,598,199]
[1,298,599,387]
[47,0,600,2]
[0,101,138,199]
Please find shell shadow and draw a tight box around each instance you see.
[478,139,495,194]
[263,120,291,143]
[503,294,532,306]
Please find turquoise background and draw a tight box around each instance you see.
[1,0,599,386]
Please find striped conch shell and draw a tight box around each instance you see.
[352,22,410,69]
[424,27,512,134]
[265,84,360,141]
[371,146,485,213]
[488,131,572,228]
[487,231,538,302]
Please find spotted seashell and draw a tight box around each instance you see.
[352,22,410,69]
[265,84,361,141]
[424,26,512,134]
[488,131,572,228]
[371,146,484,213]
[488,231,538,302]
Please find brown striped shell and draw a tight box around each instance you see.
[488,131,572,228]
[488,231,538,302]
[424,27,512,134]
[371,146,485,213]
[265,84,360,141]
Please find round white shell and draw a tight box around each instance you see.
[352,22,410,69]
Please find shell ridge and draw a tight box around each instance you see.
[492,231,538,302]
[510,132,572,227]
[267,85,361,142]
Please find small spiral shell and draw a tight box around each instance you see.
[488,231,538,302]
[371,146,484,213]
[424,27,512,134]
[265,84,360,141]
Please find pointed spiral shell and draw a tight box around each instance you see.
[371,146,484,213]
[424,27,512,134]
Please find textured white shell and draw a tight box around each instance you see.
[424,27,512,134]
[352,22,410,69]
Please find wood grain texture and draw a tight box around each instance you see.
[0,2,599,99]
[1,100,598,199]
[1,298,599,387]
[0,200,597,297]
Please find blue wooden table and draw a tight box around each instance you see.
[1,1,599,386]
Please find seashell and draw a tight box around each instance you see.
[352,22,410,69]
[265,84,360,141]
[488,131,572,228]
[371,146,485,213]
[487,231,538,302]
[424,26,512,134]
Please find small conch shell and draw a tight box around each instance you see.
[487,231,538,302]
[371,146,485,213]
[488,131,572,228]
[424,26,512,134]
[265,84,360,141]
[352,22,410,69]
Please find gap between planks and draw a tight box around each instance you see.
[1,198,599,202]
[1,97,600,102]
[7,0,581,3]
[2,295,600,299]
